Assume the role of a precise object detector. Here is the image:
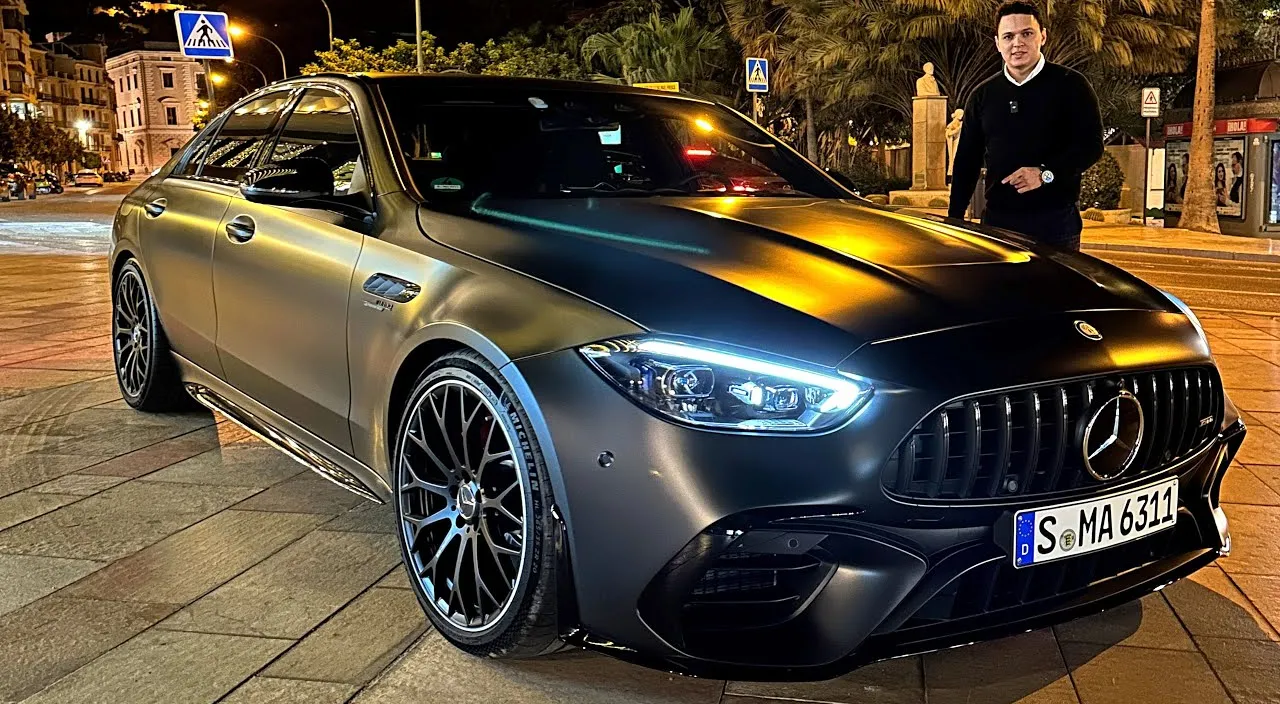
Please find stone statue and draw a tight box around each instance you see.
[915,62,940,97]
[945,108,964,177]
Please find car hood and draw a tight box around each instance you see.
[422,196,1174,367]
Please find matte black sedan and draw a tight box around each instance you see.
[109,73,1245,679]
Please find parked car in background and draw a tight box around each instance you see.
[110,73,1245,681]
[74,170,105,187]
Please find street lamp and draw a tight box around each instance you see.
[414,0,423,73]
[229,25,288,79]
[319,0,333,52]
[224,57,269,87]
[210,72,227,86]
[74,118,90,146]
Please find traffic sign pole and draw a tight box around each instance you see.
[745,57,769,126]
[1143,117,1150,225]
[1140,87,1160,227]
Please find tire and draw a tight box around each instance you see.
[392,350,563,658]
[111,259,193,412]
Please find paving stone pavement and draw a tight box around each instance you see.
[1,252,1279,704]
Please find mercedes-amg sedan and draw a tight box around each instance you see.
[109,73,1245,680]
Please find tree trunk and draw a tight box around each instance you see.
[1180,0,1221,234]
[804,94,819,165]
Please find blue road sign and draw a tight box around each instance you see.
[746,57,769,93]
[175,11,235,60]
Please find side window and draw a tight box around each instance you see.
[173,117,223,177]
[265,88,369,202]
[200,91,293,184]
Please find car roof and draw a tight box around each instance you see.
[295,71,717,104]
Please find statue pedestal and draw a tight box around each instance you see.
[911,95,948,191]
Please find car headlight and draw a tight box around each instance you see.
[579,337,873,432]
[1159,289,1207,343]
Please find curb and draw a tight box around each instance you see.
[1082,242,1280,263]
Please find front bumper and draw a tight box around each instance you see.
[512,314,1243,680]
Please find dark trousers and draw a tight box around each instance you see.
[982,204,1083,251]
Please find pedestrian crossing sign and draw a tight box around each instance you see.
[175,11,235,60]
[746,57,768,93]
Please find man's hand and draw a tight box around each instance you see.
[1002,167,1044,194]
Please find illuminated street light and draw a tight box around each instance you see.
[229,25,288,79]
[74,118,90,146]
[210,72,227,86]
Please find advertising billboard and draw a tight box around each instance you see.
[1165,138,1246,218]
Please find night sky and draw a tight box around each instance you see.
[32,0,598,77]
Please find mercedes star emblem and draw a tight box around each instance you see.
[1081,389,1145,481]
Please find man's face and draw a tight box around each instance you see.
[996,14,1046,72]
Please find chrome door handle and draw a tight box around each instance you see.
[225,215,256,243]
[143,198,167,217]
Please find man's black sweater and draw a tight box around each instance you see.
[948,61,1103,219]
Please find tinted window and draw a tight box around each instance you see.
[173,118,222,177]
[265,88,366,198]
[200,91,293,183]
[379,84,840,201]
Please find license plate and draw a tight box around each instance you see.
[1013,477,1178,568]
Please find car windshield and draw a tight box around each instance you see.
[378,82,844,200]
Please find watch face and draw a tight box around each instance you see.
[1042,170,1054,183]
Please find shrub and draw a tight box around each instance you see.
[833,147,898,195]
[1079,151,1124,210]
[928,197,949,207]
[866,194,889,204]
[891,195,911,205]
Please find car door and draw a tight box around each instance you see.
[136,90,292,378]
[212,86,372,454]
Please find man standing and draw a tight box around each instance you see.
[947,1,1103,251]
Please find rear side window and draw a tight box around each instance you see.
[265,88,368,199]
[172,119,222,177]
[200,91,293,183]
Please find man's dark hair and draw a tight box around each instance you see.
[996,1,1043,30]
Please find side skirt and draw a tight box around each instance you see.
[175,356,392,503]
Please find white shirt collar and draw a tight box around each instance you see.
[1004,54,1046,86]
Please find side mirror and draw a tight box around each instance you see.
[241,157,334,205]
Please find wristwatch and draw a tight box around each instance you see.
[1039,166,1055,184]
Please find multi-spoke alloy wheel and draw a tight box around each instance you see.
[399,378,526,631]
[113,267,151,399]
[110,259,190,411]
[393,351,564,657]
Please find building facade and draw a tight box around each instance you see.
[0,0,36,116]
[33,41,116,169]
[107,43,204,174]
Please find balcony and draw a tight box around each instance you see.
[83,97,109,107]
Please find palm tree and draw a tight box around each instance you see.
[1180,0,1220,233]
[723,0,826,163]
[582,8,731,100]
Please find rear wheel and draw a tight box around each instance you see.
[111,259,192,411]
[393,350,563,657]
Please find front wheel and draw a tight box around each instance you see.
[392,350,564,658]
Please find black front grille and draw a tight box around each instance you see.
[902,515,1198,629]
[883,367,1221,502]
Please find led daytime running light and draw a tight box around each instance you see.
[634,339,867,413]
